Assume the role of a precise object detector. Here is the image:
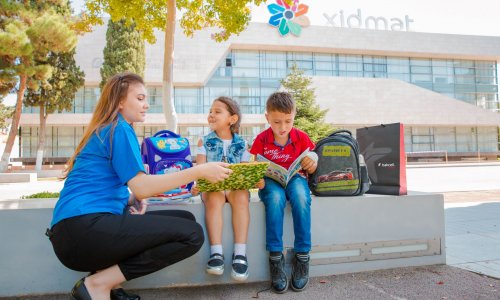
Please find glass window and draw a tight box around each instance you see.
[287,52,313,75]
[147,86,163,113]
[456,127,477,152]
[56,127,78,157]
[411,127,434,152]
[410,58,431,66]
[404,125,412,152]
[410,66,431,74]
[454,60,474,67]
[174,88,202,113]
[411,74,432,83]
[178,126,210,155]
[260,51,286,79]
[387,73,410,81]
[232,50,259,78]
[240,125,266,146]
[433,127,456,152]
[83,87,99,113]
[73,88,84,113]
[477,127,499,151]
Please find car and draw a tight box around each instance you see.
[317,168,354,183]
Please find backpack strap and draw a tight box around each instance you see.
[329,129,352,137]
[154,130,180,138]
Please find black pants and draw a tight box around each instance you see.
[48,210,204,281]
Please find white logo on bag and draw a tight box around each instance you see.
[378,162,396,167]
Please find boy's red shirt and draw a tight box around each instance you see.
[250,127,315,170]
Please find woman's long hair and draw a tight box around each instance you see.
[62,72,144,178]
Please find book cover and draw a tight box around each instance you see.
[146,189,193,205]
[197,162,270,192]
[256,148,310,187]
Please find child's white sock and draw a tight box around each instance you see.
[234,243,247,256]
[210,244,223,255]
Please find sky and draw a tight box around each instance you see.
[69,0,500,36]
[250,0,500,36]
[4,0,500,106]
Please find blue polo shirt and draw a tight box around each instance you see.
[51,114,145,227]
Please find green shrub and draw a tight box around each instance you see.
[22,191,60,199]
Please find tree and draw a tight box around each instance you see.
[0,100,14,134]
[281,65,334,143]
[100,18,145,88]
[25,49,85,171]
[0,0,77,172]
[81,0,266,132]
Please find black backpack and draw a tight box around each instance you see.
[308,130,370,196]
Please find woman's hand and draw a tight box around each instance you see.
[255,178,265,189]
[301,156,317,174]
[129,199,147,215]
[198,162,233,183]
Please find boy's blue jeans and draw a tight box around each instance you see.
[258,174,312,253]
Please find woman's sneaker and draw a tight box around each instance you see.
[206,253,224,275]
[231,254,249,281]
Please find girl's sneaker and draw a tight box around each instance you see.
[206,253,224,275]
[231,254,249,281]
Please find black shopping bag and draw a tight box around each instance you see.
[356,123,407,195]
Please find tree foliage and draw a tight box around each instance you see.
[0,0,78,171]
[80,0,265,131]
[100,19,145,88]
[0,100,14,132]
[25,49,85,114]
[281,65,335,143]
[81,0,266,43]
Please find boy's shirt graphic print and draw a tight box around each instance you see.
[250,127,315,171]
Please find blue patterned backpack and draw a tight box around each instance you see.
[141,130,193,199]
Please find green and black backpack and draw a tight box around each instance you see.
[308,130,370,196]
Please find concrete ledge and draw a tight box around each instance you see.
[0,172,37,183]
[0,192,445,297]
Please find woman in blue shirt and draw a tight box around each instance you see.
[48,72,232,300]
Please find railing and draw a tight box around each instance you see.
[406,150,500,163]
[406,150,448,163]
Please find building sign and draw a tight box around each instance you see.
[268,0,310,37]
[323,9,414,31]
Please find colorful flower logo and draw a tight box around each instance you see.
[267,0,310,36]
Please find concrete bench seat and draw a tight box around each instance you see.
[0,172,37,183]
[0,192,445,297]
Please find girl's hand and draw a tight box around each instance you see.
[199,162,233,183]
[191,184,200,196]
[129,199,147,215]
[255,178,265,189]
[301,156,317,174]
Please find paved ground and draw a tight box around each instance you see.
[6,265,499,300]
[2,163,500,299]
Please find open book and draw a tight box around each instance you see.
[257,148,310,187]
[197,162,269,192]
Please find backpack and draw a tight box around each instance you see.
[308,130,370,196]
[141,130,194,198]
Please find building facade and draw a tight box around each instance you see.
[19,22,500,161]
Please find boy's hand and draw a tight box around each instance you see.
[255,178,265,189]
[191,185,200,196]
[301,156,317,174]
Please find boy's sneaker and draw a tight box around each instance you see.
[206,253,224,275]
[291,252,310,291]
[231,254,249,281]
[269,253,288,293]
